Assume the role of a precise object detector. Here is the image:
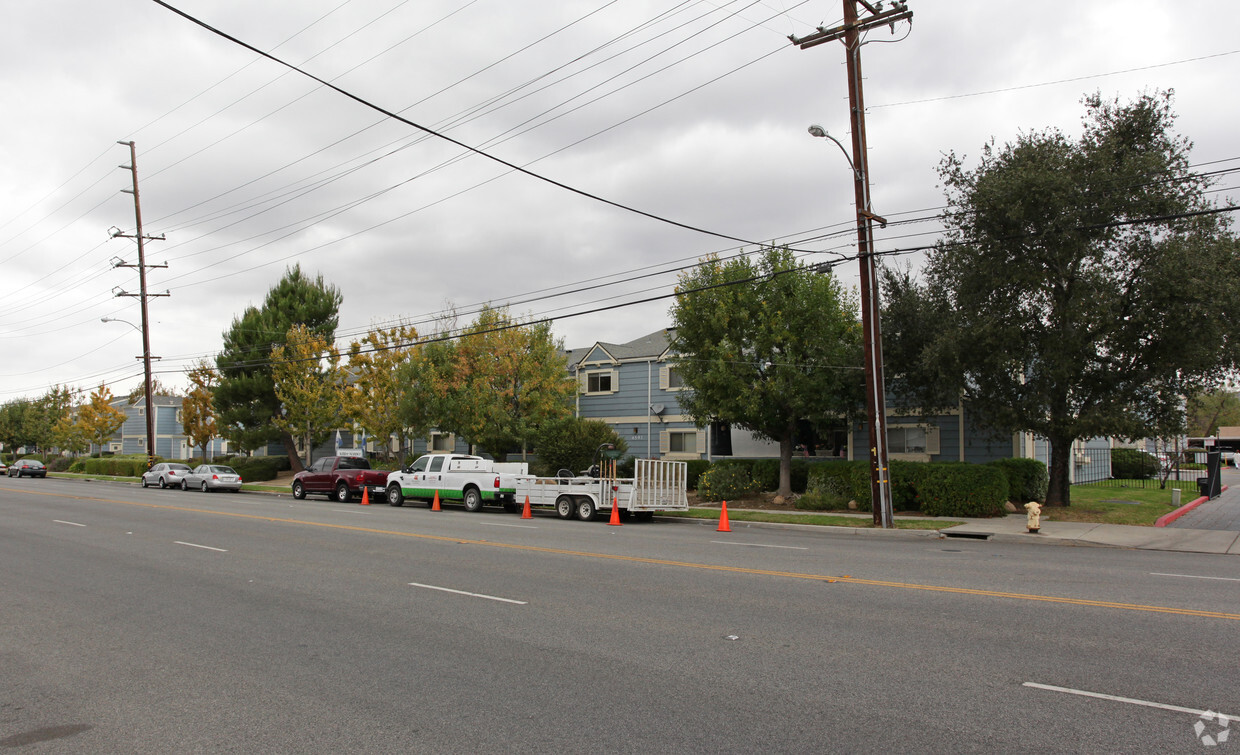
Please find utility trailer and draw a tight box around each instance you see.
[514,458,688,521]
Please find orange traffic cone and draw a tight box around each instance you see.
[432,490,441,511]
[717,500,731,532]
[608,496,622,526]
[521,495,533,519]
[361,487,370,505]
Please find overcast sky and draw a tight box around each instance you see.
[2,0,1237,403]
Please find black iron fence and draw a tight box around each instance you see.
[1071,446,1206,490]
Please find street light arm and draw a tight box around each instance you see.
[807,124,862,182]
[101,317,142,333]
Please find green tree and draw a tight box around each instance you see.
[24,386,74,453]
[183,360,218,462]
[76,384,127,453]
[0,400,34,452]
[272,324,343,467]
[533,417,627,477]
[435,306,576,461]
[881,92,1240,506]
[344,323,419,460]
[52,414,90,456]
[1186,390,1240,439]
[214,265,342,470]
[669,246,864,499]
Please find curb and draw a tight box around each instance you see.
[1155,484,1227,527]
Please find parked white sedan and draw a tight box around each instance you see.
[141,462,193,489]
[182,464,243,493]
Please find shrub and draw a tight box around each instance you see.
[987,458,1048,503]
[685,459,711,490]
[697,464,759,502]
[795,471,853,510]
[1110,448,1159,480]
[76,456,151,477]
[806,460,871,508]
[47,456,74,472]
[916,463,1008,518]
[750,459,779,491]
[531,417,628,477]
[227,457,285,482]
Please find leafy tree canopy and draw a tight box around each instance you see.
[669,246,864,498]
[214,265,341,468]
[881,91,1240,505]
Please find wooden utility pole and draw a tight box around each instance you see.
[113,140,167,472]
[792,1,912,528]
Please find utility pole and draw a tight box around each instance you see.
[113,140,167,473]
[792,1,912,528]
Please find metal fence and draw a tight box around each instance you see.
[1071,446,1203,490]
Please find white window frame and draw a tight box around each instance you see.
[886,424,940,458]
[430,432,454,453]
[582,369,618,395]
[659,428,706,459]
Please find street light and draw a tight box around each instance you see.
[100,316,140,332]
[101,315,156,467]
[809,122,895,528]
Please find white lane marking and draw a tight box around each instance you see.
[174,541,228,552]
[1151,572,1240,583]
[53,520,86,527]
[476,521,538,529]
[1024,682,1237,719]
[408,582,526,605]
[330,508,368,514]
[710,540,808,550]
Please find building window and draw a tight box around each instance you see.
[431,433,453,452]
[887,426,927,454]
[669,431,696,454]
[585,370,615,394]
[667,368,684,389]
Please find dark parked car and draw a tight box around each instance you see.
[9,459,47,478]
[142,462,193,489]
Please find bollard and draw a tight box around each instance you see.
[1172,488,1182,508]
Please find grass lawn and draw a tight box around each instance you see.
[1043,481,1198,526]
[662,508,962,530]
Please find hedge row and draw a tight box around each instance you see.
[69,456,163,477]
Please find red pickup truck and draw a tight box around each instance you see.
[291,456,390,503]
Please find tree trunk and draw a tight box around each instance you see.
[281,428,305,473]
[777,426,794,500]
[1046,435,1073,506]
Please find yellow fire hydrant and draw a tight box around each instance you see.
[1024,501,1042,533]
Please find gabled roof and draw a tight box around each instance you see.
[568,328,674,368]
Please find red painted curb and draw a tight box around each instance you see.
[1155,484,1228,527]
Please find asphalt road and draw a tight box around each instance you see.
[2,478,1238,753]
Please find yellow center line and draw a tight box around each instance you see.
[13,486,1240,621]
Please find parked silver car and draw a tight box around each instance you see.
[141,462,193,489]
[182,464,243,493]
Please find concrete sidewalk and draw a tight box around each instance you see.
[939,467,1240,555]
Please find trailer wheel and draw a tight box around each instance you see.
[463,487,484,512]
[387,484,404,507]
[555,496,574,519]
[575,497,597,522]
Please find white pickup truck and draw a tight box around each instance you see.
[385,454,528,512]
[514,458,689,521]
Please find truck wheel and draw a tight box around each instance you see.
[555,496,574,519]
[292,481,306,500]
[387,484,404,507]
[335,482,352,503]
[576,498,597,522]
[463,487,483,513]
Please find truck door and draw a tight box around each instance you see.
[426,455,446,491]
[305,458,331,493]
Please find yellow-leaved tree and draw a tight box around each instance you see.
[76,384,127,454]
[183,359,218,462]
[272,324,343,467]
[343,323,419,462]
